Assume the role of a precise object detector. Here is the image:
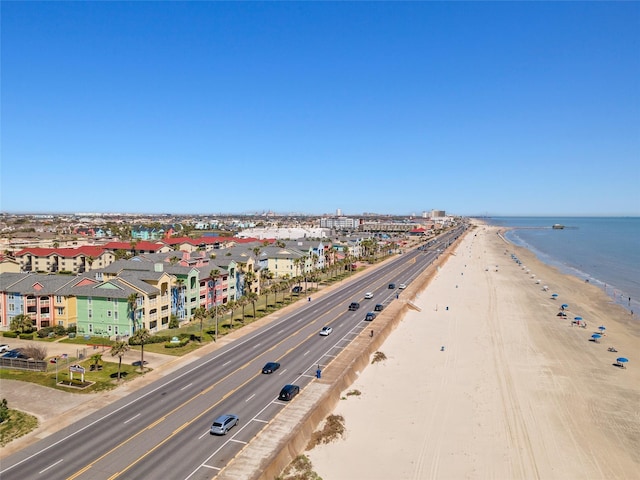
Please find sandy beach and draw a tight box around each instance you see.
[307,222,640,479]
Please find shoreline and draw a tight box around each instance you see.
[495,221,639,317]
[306,221,640,479]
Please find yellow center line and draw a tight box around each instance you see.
[65,306,341,480]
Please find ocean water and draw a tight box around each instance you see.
[481,217,640,314]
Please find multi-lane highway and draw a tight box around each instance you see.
[1,226,466,480]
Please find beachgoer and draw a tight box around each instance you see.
[370,330,374,338]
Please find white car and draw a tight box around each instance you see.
[398,284,407,290]
[319,326,333,336]
[364,292,374,299]
[0,344,9,353]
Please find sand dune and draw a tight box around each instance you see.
[307,222,640,479]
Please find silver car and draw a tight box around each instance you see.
[210,414,239,435]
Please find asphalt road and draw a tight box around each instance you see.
[0,226,465,480]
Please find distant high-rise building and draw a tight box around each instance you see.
[431,209,446,218]
[336,208,342,216]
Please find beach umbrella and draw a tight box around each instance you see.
[561,304,569,309]
[598,325,606,333]
[591,334,602,342]
[551,293,558,298]
[617,357,629,364]
[574,316,583,321]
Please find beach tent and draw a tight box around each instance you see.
[616,357,629,368]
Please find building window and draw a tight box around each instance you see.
[88,297,92,305]
[114,325,118,335]
[114,311,118,319]
[56,295,62,303]
[107,311,112,317]
[88,310,93,319]
[58,321,64,326]
[57,307,64,315]
[107,325,112,333]
[88,324,93,333]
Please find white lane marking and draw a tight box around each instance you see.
[304,350,310,356]
[230,438,247,445]
[199,430,211,440]
[254,418,269,424]
[278,368,287,375]
[123,413,140,424]
[252,343,261,349]
[222,360,231,366]
[202,465,221,470]
[245,394,255,402]
[39,459,63,474]
[180,383,192,391]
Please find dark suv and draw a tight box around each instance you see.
[365,312,377,321]
[278,384,300,401]
[348,302,360,311]
[374,303,384,312]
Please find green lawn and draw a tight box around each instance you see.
[1,359,145,393]
[0,408,39,447]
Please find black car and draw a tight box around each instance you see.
[348,302,360,311]
[388,283,396,289]
[278,384,300,401]
[262,362,281,374]
[292,286,303,293]
[374,303,384,312]
[365,312,377,321]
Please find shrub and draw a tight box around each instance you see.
[306,414,346,450]
[20,345,47,360]
[19,333,34,340]
[2,331,18,338]
[37,327,54,338]
[54,325,66,336]
[66,325,77,334]
[129,335,171,345]
[164,339,189,348]
[372,351,387,364]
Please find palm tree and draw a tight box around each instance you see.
[131,328,151,372]
[127,293,140,332]
[10,314,35,334]
[247,292,258,319]
[175,278,185,320]
[193,307,207,342]
[111,341,130,381]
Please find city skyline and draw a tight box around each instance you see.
[2,2,639,217]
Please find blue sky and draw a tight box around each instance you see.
[2,1,639,217]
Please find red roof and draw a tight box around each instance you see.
[15,246,107,258]
[102,241,164,251]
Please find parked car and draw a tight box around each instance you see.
[319,326,333,336]
[348,302,360,311]
[2,349,27,359]
[292,286,303,294]
[0,344,9,353]
[398,284,407,289]
[374,304,385,312]
[278,384,300,401]
[364,292,374,299]
[388,283,396,289]
[365,312,377,321]
[262,362,281,374]
[210,414,239,435]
